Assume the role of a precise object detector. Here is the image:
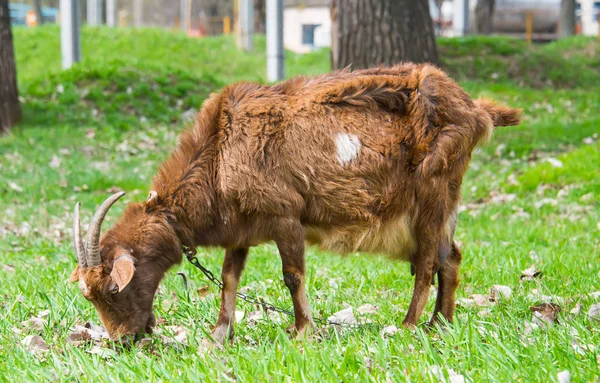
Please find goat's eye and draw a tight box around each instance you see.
[110,285,119,295]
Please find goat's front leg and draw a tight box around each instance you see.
[430,242,462,326]
[275,220,316,338]
[210,248,248,344]
[403,240,437,328]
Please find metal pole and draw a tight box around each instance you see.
[87,0,101,25]
[60,0,81,69]
[453,0,469,36]
[266,0,284,82]
[106,0,116,27]
[239,0,253,51]
[133,0,142,28]
[180,0,187,32]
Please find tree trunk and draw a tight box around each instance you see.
[0,0,21,133]
[474,0,495,34]
[331,0,439,70]
[558,0,575,38]
[33,0,44,25]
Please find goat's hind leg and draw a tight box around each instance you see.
[429,242,462,326]
[402,238,438,328]
[210,248,248,344]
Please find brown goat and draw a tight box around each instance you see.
[70,63,521,343]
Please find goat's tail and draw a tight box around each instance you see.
[475,98,522,127]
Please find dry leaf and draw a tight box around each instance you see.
[21,317,47,332]
[21,335,49,353]
[8,182,23,193]
[380,325,398,338]
[530,303,561,325]
[246,310,262,323]
[546,158,563,168]
[88,346,115,359]
[357,304,379,314]
[520,265,542,281]
[2,264,15,272]
[569,303,581,315]
[471,294,492,306]
[49,155,61,169]
[235,310,245,324]
[588,303,600,319]
[557,371,570,383]
[85,129,96,139]
[429,365,465,383]
[490,285,512,301]
[327,307,357,325]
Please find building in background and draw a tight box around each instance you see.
[284,0,330,53]
[9,3,58,25]
[437,0,599,38]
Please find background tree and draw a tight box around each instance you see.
[33,0,43,25]
[0,0,21,133]
[558,0,575,37]
[474,0,495,34]
[330,0,439,70]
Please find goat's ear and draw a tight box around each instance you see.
[69,266,80,282]
[110,255,136,292]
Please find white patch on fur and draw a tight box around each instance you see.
[335,133,362,165]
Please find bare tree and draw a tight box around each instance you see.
[558,0,575,37]
[474,0,495,34]
[0,0,21,133]
[331,0,439,70]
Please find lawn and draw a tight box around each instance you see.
[0,27,598,382]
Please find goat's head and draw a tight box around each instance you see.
[69,192,177,343]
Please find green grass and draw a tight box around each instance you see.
[1,27,599,382]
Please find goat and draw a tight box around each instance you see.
[69,63,521,343]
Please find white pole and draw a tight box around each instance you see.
[133,0,142,28]
[239,0,253,51]
[87,0,101,25]
[453,0,469,36]
[106,0,116,27]
[266,0,284,82]
[60,0,81,69]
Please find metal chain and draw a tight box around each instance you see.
[184,248,379,329]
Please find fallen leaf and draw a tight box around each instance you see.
[588,303,600,319]
[520,265,542,281]
[589,291,600,299]
[21,317,47,332]
[490,285,512,301]
[196,285,210,297]
[569,303,581,315]
[49,155,61,169]
[546,158,563,168]
[327,307,357,325]
[246,310,262,323]
[21,335,49,353]
[2,264,15,272]
[429,365,465,383]
[557,370,570,383]
[85,129,96,139]
[235,310,245,324]
[471,294,492,306]
[88,346,115,359]
[530,303,561,325]
[357,304,379,314]
[8,182,23,193]
[37,309,50,318]
[380,325,398,337]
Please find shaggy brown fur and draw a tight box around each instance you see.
[70,63,521,342]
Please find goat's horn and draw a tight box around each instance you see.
[86,192,126,267]
[73,202,87,268]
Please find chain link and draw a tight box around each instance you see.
[184,248,379,329]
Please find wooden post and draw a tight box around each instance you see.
[525,11,533,45]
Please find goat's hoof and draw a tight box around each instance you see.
[209,325,232,345]
[286,322,317,340]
